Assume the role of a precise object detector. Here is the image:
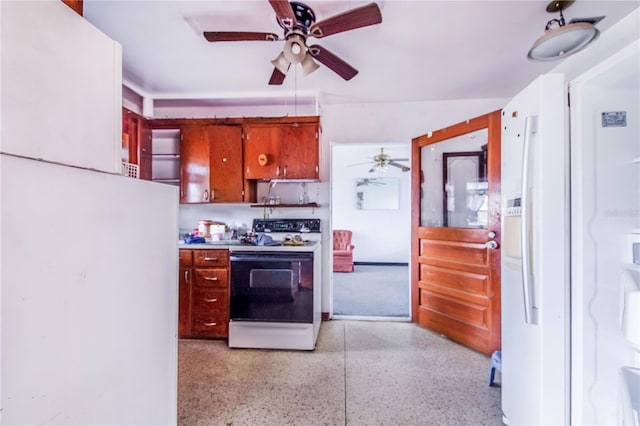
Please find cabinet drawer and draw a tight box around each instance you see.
[194,268,228,288]
[192,289,228,313]
[179,249,193,267]
[192,312,228,337]
[193,249,229,267]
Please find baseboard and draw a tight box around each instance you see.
[353,261,409,267]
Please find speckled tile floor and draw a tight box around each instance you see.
[178,320,502,426]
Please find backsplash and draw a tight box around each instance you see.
[178,181,328,237]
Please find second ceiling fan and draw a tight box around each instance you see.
[203,1,382,85]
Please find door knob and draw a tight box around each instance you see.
[486,240,499,250]
[488,231,497,238]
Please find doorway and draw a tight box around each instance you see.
[330,142,411,320]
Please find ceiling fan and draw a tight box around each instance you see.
[202,1,382,85]
[349,148,410,173]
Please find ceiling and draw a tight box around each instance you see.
[83,1,639,105]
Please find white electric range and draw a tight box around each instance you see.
[228,219,322,350]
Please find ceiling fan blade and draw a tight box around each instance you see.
[389,161,410,172]
[347,161,375,167]
[268,67,288,85]
[268,0,296,29]
[389,158,409,162]
[309,3,382,38]
[203,31,279,42]
[308,45,358,81]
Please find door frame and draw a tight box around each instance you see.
[330,141,412,320]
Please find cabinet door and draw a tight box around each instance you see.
[180,127,210,203]
[243,125,281,179]
[208,125,244,202]
[280,123,319,179]
[178,265,192,337]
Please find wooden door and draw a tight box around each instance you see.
[411,110,501,355]
[243,124,281,179]
[180,126,210,203]
[280,123,319,179]
[208,125,243,202]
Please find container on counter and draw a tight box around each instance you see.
[198,220,213,238]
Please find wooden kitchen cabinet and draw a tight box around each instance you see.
[180,125,246,203]
[191,249,230,338]
[180,126,209,202]
[243,122,319,180]
[178,248,230,339]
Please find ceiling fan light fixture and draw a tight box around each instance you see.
[283,34,307,64]
[270,51,291,75]
[301,53,320,76]
[528,21,600,61]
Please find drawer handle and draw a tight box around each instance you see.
[204,257,218,261]
[203,322,217,327]
[204,276,219,281]
[204,298,218,303]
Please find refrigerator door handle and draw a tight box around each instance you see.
[521,115,538,325]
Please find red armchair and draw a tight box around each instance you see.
[333,230,355,272]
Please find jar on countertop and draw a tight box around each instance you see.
[198,220,213,238]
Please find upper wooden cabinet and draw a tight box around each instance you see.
[244,122,319,180]
[180,126,210,203]
[180,125,245,203]
[209,125,244,202]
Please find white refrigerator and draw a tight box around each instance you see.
[500,43,640,425]
[1,1,180,424]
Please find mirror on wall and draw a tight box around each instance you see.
[355,177,399,210]
[419,128,489,228]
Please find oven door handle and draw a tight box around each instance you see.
[230,253,313,263]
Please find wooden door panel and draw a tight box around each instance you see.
[420,290,488,327]
[418,304,492,352]
[420,239,488,266]
[420,264,488,298]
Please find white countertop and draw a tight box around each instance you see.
[179,241,320,252]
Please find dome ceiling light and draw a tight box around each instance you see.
[528,0,604,61]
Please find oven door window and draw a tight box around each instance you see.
[230,252,313,323]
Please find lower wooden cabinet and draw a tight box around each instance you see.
[178,248,230,339]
